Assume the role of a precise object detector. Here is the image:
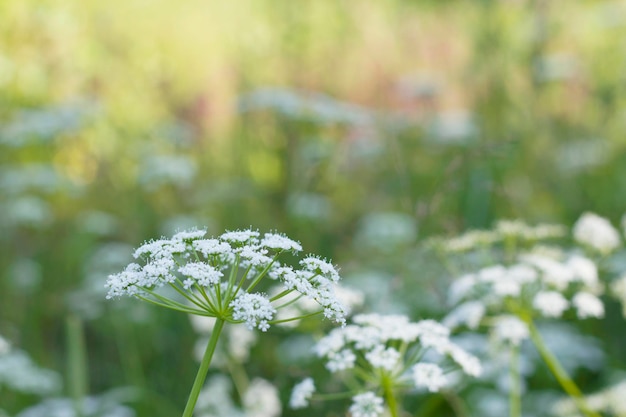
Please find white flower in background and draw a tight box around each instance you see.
[573,212,620,254]
[365,345,401,371]
[326,349,357,372]
[0,350,61,395]
[293,313,481,413]
[492,315,529,346]
[533,291,569,318]
[349,392,385,417]
[289,378,315,409]
[106,228,347,330]
[572,292,604,319]
[443,301,486,330]
[195,375,241,417]
[411,363,447,392]
[566,255,599,289]
[242,378,281,417]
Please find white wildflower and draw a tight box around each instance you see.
[261,233,302,252]
[572,292,604,319]
[105,263,144,299]
[193,239,232,258]
[133,238,185,260]
[220,229,260,245]
[448,273,478,304]
[230,293,276,331]
[365,345,401,371]
[178,262,222,287]
[492,315,529,346]
[573,212,620,254]
[411,363,447,392]
[300,256,340,282]
[446,344,482,377]
[290,378,315,409]
[243,378,282,417]
[443,301,486,330]
[172,229,206,241]
[533,291,569,318]
[326,348,356,372]
[416,319,450,351]
[349,392,385,417]
[566,255,599,289]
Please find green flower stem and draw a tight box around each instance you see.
[382,373,400,417]
[509,343,521,417]
[181,318,226,417]
[66,315,87,417]
[526,319,601,417]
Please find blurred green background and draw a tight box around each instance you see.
[2,0,626,415]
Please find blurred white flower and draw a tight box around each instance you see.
[289,378,315,409]
[573,212,620,254]
[242,378,281,417]
[492,315,529,346]
[572,292,604,319]
[412,363,447,392]
[349,392,385,417]
[443,301,486,330]
[533,291,569,318]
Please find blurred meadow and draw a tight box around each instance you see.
[3,0,626,416]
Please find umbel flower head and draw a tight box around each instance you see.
[290,313,481,416]
[105,228,347,330]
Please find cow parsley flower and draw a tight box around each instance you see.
[573,212,621,254]
[292,313,480,415]
[349,392,385,417]
[411,363,447,392]
[106,227,347,417]
[290,378,315,409]
[572,292,604,319]
[492,315,529,346]
[533,291,569,318]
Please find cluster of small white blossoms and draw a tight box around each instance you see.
[105,228,347,331]
[444,249,604,343]
[573,212,621,254]
[444,249,606,345]
[290,313,481,415]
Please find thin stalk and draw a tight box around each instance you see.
[382,373,399,417]
[181,318,226,417]
[527,319,601,417]
[66,315,87,417]
[509,344,521,417]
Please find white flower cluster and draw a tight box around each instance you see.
[105,228,347,331]
[290,314,481,413]
[444,212,621,347]
[446,251,605,327]
[195,374,281,417]
[573,212,621,254]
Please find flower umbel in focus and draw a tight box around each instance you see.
[290,313,481,417]
[105,228,347,417]
[105,228,346,329]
